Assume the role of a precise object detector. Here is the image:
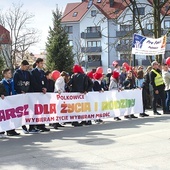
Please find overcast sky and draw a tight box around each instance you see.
[1,0,80,54]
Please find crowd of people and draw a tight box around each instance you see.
[0,58,169,138]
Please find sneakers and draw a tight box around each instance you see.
[53,125,58,129]
[39,128,50,132]
[140,113,149,117]
[130,114,138,118]
[95,119,103,124]
[72,122,83,127]
[29,129,40,134]
[0,134,7,139]
[22,126,29,134]
[80,121,92,126]
[7,131,20,136]
[124,115,131,119]
[114,117,121,121]
[153,112,161,115]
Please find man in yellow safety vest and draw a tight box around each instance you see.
[150,61,166,115]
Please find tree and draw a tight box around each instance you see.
[0,3,39,69]
[123,0,170,63]
[0,55,5,79]
[95,0,170,64]
[73,37,84,65]
[46,7,74,73]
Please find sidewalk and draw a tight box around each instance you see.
[0,109,170,170]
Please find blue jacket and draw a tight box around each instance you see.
[1,78,16,96]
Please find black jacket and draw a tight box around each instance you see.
[68,73,91,93]
[46,79,55,92]
[93,81,105,91]
[0,83,7,96]
[31,68,47,92]
[13,69,32,93]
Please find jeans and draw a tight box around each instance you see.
[152,89,166,113]
[165,90,170,112]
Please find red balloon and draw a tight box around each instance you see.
[122,62,130,71]
[129,66,132,71]
[112,61,118,67]
[96,67,103,74]
[166,57,170,65]
[51,70,60,81]
[122,62,129,68]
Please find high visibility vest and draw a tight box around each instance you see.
[151,69,164,86]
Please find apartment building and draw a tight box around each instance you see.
[61,0,170,72]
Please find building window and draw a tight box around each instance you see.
[91,10,97,17]
[135,7,145,15]
[109,0,114,7]
[87,26,100,33]
[120,25,132,31]
[87,41,101,47]
[68,40,73,46]
[146,23,153,30]
[65,26,73,33]
[164,20,170,29]
[120,39,132,45]
[73,12,78,17]
[88,55,101,62]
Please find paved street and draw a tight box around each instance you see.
[0,110,170,170]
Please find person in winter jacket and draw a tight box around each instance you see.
[1,68,20,136]
[136,70,149,117]
[109,71,121,121]
[68,65,93,126]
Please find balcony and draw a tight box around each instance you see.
[143,29,154,36]
[81,47,102,53]
[142,59,151,66]
[116,44,131,52]
[81,32,101,39]
[116,30,132,37]
[143,29,166,36]
[88,60,102,67]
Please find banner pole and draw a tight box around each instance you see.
[132,0,136,67]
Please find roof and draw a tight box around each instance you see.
[62,0,170,23]
[62,1,88,22]
[0,25,11,44]
[61,0,130,23]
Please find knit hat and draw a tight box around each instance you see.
[73,65,84,73]
[93,72,103,80]
[112,71,119,79]
[87,71,94,79]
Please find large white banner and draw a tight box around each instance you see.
[0,89,143,132]
[132,33,166,55]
